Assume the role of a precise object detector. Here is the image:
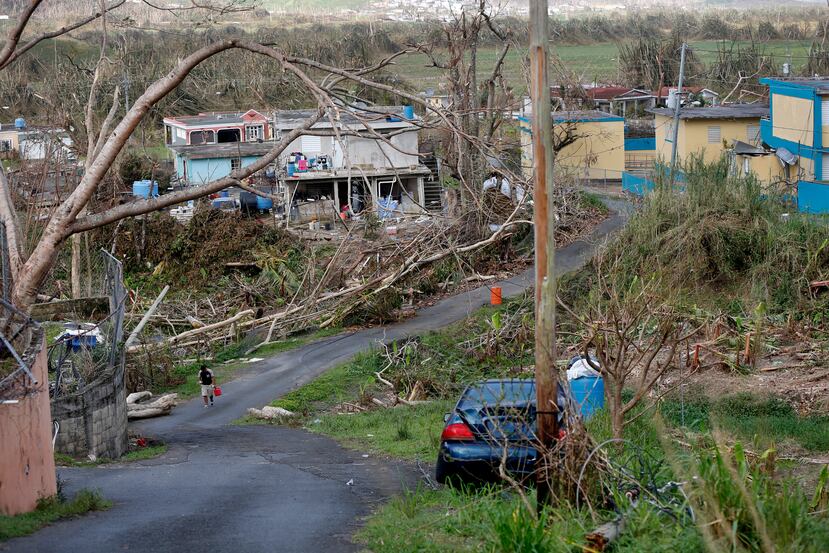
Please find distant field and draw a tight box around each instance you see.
[391,39,815,93]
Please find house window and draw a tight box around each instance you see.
[245,125,264,141]
[231,158,241,171]
[0,139,12,152]
[746,125,761,144]
[189,130,215,145]
[707,126,721,144]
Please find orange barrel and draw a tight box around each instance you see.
[490,286,502,305]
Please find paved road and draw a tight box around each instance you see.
[6,200,629,553]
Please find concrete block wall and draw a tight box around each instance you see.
[51,363,128,459]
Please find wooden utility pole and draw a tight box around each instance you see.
[669,42,687,183]
[529,0,559,508]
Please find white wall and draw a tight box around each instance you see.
[279,130,419,170]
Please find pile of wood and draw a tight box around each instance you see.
[127,391,178,419]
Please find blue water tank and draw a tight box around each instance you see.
[569,376,605,420]
[256,196,273,211]
[403,105,414,119]
[14,117,25,129]
[132,180,159,198]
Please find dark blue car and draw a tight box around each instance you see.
[435,379,567,485]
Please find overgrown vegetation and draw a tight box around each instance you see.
[0,491,111,541]
[564,157,829,317]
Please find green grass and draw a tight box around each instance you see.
[392,40,813,91]
[311,401,453,460]
[55,444,168,466]
[271,349,381,414]
[0,491,111,541]
[661,391,829,453]
[157,327,343,399]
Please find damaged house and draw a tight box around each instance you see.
[165,106,433,223]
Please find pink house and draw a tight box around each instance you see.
[163,109,271,147]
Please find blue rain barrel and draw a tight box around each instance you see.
[403,105,414,119]
[569,376,604,420]
[132,180,159,198]
[256,195,273,211]
[219,189,230,198]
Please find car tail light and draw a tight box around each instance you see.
[441,422,474,441]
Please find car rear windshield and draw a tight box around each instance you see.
[459,381,535,408]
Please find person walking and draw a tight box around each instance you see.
[198,364,216,407]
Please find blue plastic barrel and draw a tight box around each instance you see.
[569,376,604,420]
[256,196,273,211]
[132,180,151,198]
[219,190,229,198]
[403,105,414,119]
[287,163,296,177]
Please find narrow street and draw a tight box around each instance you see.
[5,200,629,553]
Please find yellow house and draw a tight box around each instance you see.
[730,140,794,192]
[0,124,20,157]
[650,105,769,165]
[519,110,625,180]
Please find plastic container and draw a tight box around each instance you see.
[298,159,308,171]
[403,105,414,119]
[219,190,230,198]
[132,180,158,198]
[490,286,502,305]
[569,376,605,420]
[256,196,273,211]
[287,163,296,177]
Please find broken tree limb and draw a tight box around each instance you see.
[585,517,625,552]
[127,393,177,419]
[124,285,169,349]
[126,391,152,404]
[186,315,205,328]
[126,309,254,353]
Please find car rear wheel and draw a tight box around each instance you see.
[436,455,466,487]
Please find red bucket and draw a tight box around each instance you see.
[213,386,222,397]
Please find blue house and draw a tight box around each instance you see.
[760,77,829,213]
[171,142,273,184]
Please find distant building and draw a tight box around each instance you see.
[551,86,656,118]
[649,104,768,165]
[0,120,74,163]
[518,109,626,181]
[657,86,720,108]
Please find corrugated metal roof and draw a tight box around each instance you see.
[648,104,768,120]
[274,106,413,129]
